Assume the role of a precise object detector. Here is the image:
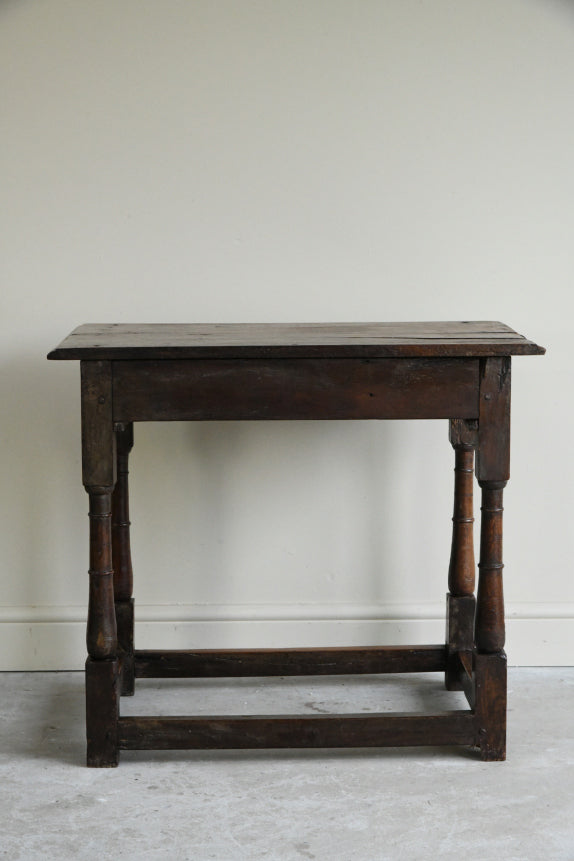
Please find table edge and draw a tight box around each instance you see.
[47,343,546,360]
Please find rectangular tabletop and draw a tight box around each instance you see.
[48,322,544,360]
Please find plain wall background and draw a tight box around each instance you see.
[0,0,570,669]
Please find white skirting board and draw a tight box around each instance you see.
[0,603,572,670]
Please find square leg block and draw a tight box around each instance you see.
[115,598,135,696]
[86,657,120,767]
[474,651,507,761]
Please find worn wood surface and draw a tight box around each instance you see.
[134,645,447,679]
[86,489,117,661]
[118,711,476,750]
[449,417,478,449]
[446,596,476,653]
[86,657,119,767]
[476,357,511,482]
[476,482,506,653]
[111,423,133,602]
[80,361,115,488]
[474,651,507,761]
[116,598,134,697]
[445,594,476,692]
[447,652,475,709]
[112,358,480,422]
[448,445,476,597]
[49,321,544,764]
[48,322,545,360]
[445,423,477,691]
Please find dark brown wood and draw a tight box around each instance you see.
[112,423,135,696]
[112,423,133,602]
[134,645,447,679]
[116,598,135,697]
[446,595,476,653]
[476,357,511,483]
[112,358,480,422]
[86,489,117,661]
[447,652,475,708]
[447,443,476,597]
[48,322,545,361]
[86,657,119,767]
[476,481,506,653]
[449,417,479,450]
[81,361,116,488]
[118,711,476,750]
[474,651,507,761]
[445,594,476,691]
[445,419,477,691]
[459,651,473,678]
[48,322,544,764]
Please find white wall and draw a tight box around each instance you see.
[1,0,571,669]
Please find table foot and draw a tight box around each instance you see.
[86,657,120,767]
[474,650,507,761]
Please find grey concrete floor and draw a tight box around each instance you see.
[0,669,573,861]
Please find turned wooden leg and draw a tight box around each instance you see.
[473,357,511,761]
[445,419,477,691]
[113,422,135,696]
[81,360,119,767]
[476,481,506,655]
[86,487,119,767]
[474,480,507,760]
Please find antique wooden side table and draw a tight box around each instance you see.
[48,322,544,766]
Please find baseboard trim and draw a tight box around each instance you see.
[1,603,572,669]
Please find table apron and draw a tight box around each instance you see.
[111,358,480,422]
